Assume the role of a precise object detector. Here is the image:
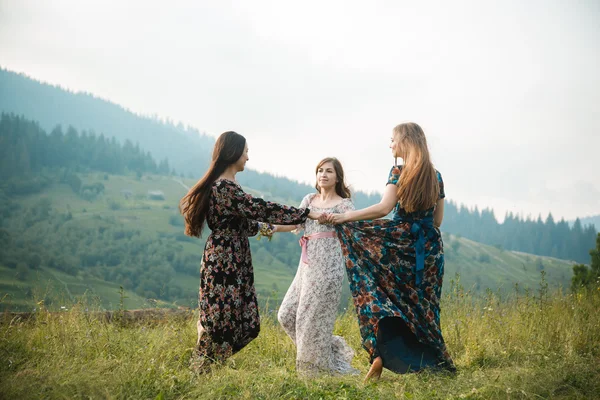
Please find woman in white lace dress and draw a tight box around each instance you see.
[275,157,359,376]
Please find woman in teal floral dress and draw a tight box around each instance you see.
[180,131,321,371]
[324,122,455,380]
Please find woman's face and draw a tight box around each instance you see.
[235,143,249,171]
[390,132,402,158]
[316,161,337,190]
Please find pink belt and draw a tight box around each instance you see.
[299,231,337,264]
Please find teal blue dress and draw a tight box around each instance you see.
[336,166,455,373]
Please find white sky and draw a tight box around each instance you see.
[1,0,598,222]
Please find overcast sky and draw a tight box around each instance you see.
[1,0,598,222]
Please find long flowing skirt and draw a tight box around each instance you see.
[278,236,357,376]
[193,235,260,370]
[336,218,455,373]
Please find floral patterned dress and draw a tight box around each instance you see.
[278,194,358,376]
[336,166,455,373]
[194,178,309,368]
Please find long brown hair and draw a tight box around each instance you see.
[179,131,246,237]
[314,157,351,199]
[393,123,439,212]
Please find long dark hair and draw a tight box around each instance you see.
[180,131,246,237]
[314,157,351,198]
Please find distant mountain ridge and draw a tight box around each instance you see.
[0,67,596,263]
[0,67,213,176]
[0,67,380,207]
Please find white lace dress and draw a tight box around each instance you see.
[277,194,358,376]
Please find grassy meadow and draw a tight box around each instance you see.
[1,277,599,399]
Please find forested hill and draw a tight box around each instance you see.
[0,68,212,177]
[0,67,596,263]
[443,203,597,264]
[0,67,381,208]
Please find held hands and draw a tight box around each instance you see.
[309,211,349,224]
[318,213,330,224]
[307,211,323,220]
[318,212,348,225]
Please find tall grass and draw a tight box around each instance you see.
[1,275,599,399]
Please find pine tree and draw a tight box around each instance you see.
[571,233,600,291]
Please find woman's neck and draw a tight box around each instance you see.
[318,186,339,202]
[219,165,238,181]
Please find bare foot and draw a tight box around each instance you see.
[196,320,205,346]
[364,356,383,383]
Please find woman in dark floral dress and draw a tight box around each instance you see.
[323,122,455,380]
[180,131,321,371]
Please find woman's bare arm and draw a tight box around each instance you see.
[273,224,300,233]
[325,184,398,224]
[433,198,444,228]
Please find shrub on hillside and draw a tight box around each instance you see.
[478,253,491,263]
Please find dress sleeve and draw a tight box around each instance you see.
[386,165,402,186]
[336,198,355,213]
[245,219,260,237]
[295,193,315,231]
[219,180,310,224]
[436,170,445,199]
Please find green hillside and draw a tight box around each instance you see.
[0,171,309,312]
[0,264,149,310]
[442,233,572,292]
[0,171,575,312]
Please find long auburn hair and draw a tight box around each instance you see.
[179,131,246,237]
[315,157,351,199]
[393,123,439,212]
